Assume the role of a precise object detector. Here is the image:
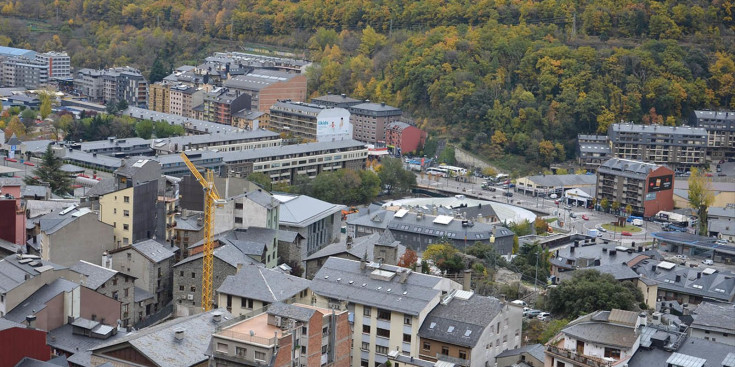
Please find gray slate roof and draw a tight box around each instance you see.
[217,262,310,302]
[524,174,597,188]
[85,178,116,197]
[0,255,65,293]
[243,189,279,209]
[132,239,175,263]
[47,323,125,357]
[175,212,204,231]
[496,344,546,362]
[123,107,243,134]
[266,302,316,322]
[691,302,735,334]
[277,229,300,243]
[598,158,667,180]
[631,260,735,302]
[418,293,504,348]
[628,337,734,367]
[276,194,344,227]
[91,309,232,367]
[134,286,154,303]
[311,257,450,316]
[14,357,67,367]
[305,232,406,262]
[174,243,260,269]
[6,278,79,324]
[219,139,366,163]
[70,260,120,289]
[562,321,638,349]
[0,317,25,331]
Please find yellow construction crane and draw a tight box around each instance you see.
[180,153,225,311]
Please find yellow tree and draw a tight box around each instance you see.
[688,168,714,235]
[5,116,25,138]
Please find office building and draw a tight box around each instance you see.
[596,158,674,217]
[310,257,462,367]
[608,123,707,170]
[209,303,351,367]
[223,69,307,112]
[349,102,402,144]
[268,100,353,142]
[219,139,368,184]
[691,110,735,160]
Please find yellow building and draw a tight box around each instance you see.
[99,186,135,248]
[149,82,170,113]
[673,181,735,209]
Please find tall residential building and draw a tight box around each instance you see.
[595,158,674,217]
[576,134,612,168]
[691,110,735,161]
[169,84,204,118]
[311,93,363,108]
[310,257,463,367]
[1,57,48,88]
[209,303,351,367]
[75,67,148,107]
[202,87,251,125]
[268,100,352,142]
[34,51,71,79]
[148,82,170,113]
[223,69,307,112]
[349,102,402,144]
[608,123,708,170]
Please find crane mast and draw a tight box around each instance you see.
[180,153,222,311]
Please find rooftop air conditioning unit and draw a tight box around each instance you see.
[187,294,194,300]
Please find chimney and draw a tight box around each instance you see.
[174,328,185,340]
[236,263,243,273]
[212,311,222,323]
[675,275,681,283]
[346,236,353,249]
[26,315,36,329]
[462,269,472,291]
[399,269,411,283]
[360,260,366,270]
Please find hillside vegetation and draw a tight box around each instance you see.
[1,0,734,173]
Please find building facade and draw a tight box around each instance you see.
[148,82,170,113]
[349,102,402,144]
[691,110,735,161]
[169,84,204,118]
[223,69,307,112]
[608,123,707,170]
[1,57,48,88]
[202,87,251,126]
[268,100,353,142]
[577,134,612,168]
[596,158,674,217]
[384,121,427,155]
[35,51,71,79]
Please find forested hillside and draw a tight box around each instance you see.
[1,0,734,172]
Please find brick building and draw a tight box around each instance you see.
[202,87,252,126]
[384,121,427,155]
[224,69,307,113]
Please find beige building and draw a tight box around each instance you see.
[35,206,114,267]
[169,84,204,118]
[673,181,735,209]
[148,82,170,113]
[99,186,135,248]
[310,257,462,367]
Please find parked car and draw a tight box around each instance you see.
[569,212,577,218]
[511,300,528,307]
[537,312,552,321]
[504,192,514,197]
[525,309,542,319]
[597,226,607,232]
[675,254,688,260]
[582,214,589,220]
[564,205,572,210]
[702,259,714,265]
[621,231,632,236]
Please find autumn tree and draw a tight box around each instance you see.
[39,92,52,119]
[688,167,714,235]
[611,201,620,215]
[397,249,418,269]
[424,243,464,274]
[4,116,26,138]
[600,198,610,212]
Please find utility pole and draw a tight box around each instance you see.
[534,251,539,293]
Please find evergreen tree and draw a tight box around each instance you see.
[25,145,71,196]
[149,58,167,84]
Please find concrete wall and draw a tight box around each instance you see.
[80,286,121,326]
[690,327,735,346]
[43,213,114,267]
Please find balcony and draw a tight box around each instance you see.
[546,345,613,367]
[436,353,470,367]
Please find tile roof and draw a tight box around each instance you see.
[132,239,175,263]
[690,302,735,334]
[217,263,311,303]
[70,260,120,289]
[91,309,232,367]
[5,278,79,324]
[311,257,453,316]
[418,292,504,348]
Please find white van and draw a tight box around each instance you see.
[702,259,714,265]
[632,219,643,226]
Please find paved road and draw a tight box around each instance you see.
[413,173,663,245]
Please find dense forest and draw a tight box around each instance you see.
[1,0,733,172]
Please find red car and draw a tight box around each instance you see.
[621,231,632,236]
[582,214,589,220]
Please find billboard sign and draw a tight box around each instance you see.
[316,108,352,142]
[647,174,672,192]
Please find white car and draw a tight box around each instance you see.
[702,259,714,265]
[537,312,552,321]
[511,300,528,307]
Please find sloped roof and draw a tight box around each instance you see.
[275,194,344,227]
[70,260,120,289]
[691,301,735,334]
[266,302,317,322]
[305,232,406,262]
[174,243,260,269]
[418,293,504,348]
[91,309,232,367]
[132,239,175,263]
[6,278,79,324]
[562,322,637,349]
[217,262,311,303]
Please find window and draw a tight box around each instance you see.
[377,308,391,320]
[179,285,184,291]
[604,348,621,360]
[375,346,389,355]
[236,346,247,357]
[192,272,196,278]
[190,286,196,292]
[459,350,467,360]
[376,328,390,338]
[180,270,184,277]
[321,345,328,354]
[441,346,449,355]
[363,307,371,316]
[216,342,228,353]
[404,315,412,325]
[112,291,118,300]
[112,278,118,286]
[362,325,371,334]
[235,217,243,224]
[403,333,411,343]
[241,298,253,309]
[123,210,130,217]
[254,351,266,361]
[124,196,130,203]
[124,288,129,297]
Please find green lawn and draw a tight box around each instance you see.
[601,223,643,233]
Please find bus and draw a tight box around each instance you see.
[439,165,468,176]
[426,167,449,177]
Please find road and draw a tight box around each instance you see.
[413,172,664,245]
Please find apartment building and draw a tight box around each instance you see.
[209,303,350,367]
[545,309,646,367]
[219,139,368,184]
[418,291,523,367]
[202,87,251,125]
[223,69,307,112]
[268,100,353,142]
[595,158,674,217]
[608,123,707,170]
[169,84,204,118]
[35,51,71,79]
[310,257,462,367]
[384,121,427,155]
[576,134,611,168]
[34,206,114,267]
[304,231,405,279]
[148,82,170,113]
[311,93,363,108]
[691,110,735,160]
[216,263,311,316]
[689,302,735,346]
[75,67,148,106]
[349,102,402,144]
[149,129,281,155]
[70,260,138,327]
[1,57,48,88]
[73,68,105,100]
